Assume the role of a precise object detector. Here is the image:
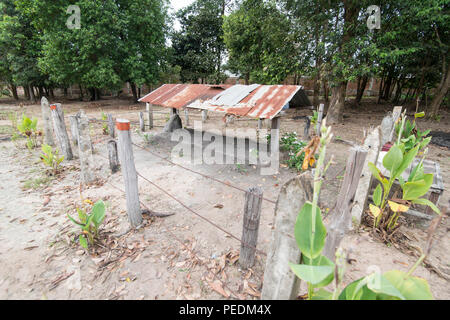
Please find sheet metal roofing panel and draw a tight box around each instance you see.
[140,84,307,119]
[188,84,303,119]
[210,84,260,106]
[138,84,230,109]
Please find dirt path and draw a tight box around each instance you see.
[0,98,449,300]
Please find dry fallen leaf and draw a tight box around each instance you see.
[214,204,224,209]
[209,280,230,298]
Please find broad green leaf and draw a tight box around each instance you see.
[412,198,440,215]
[91,201,106,228]
[77,208,87,224]
[383,145,403,173]
[339,278,377,300]
[408,161,424,182]
[419,137,431,150]
[366,273,405,300]
[289,263,334,286]
[383,270,433,300]
[368,162,382,182]
[79,235,88,249]
[67,214,84,227]
[373,184,382,206]
[402,174,433,200]
[312,288,333,300]
[295,202,327,259]
[303,255,335,287]
[393,145,419,179]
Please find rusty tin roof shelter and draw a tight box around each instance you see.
[139,84,311,120]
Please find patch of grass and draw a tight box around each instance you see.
[22,175,53,190]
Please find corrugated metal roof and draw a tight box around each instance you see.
[139,84,311,119]
[139,84,231,109]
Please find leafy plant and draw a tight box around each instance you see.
[101,112,109,135]
[17,114,40,150]
[369,114,438,231]
[289,122,437,300]
[280,132,307,171]
[68,200,106,249]
[395,112,430,153]
[40,144,64,175]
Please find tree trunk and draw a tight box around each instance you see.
[50,88,55,98]
[429,66,450,117]
[130,82,138,103]
[323,79,329,103]
[79,84,84,101]
[10,84,18,100]
[29,85,36,102]
[38,86,44,99]
[327,82,347,124]
[326,1,359,123]
[354,75,368,106]
[63,87,68,98]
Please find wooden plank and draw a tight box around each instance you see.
[107,114,115,138]
[261,172,314,300]
[107,139,119,173]
[69,115,79,146]
[351,126,382,225]
[323,146,368,260]
[116,119,142,227]
[50,103,73,160]
[316,103,324,136]
[146,103,153,129]
[76,110,95,184]
[139,112,145,132]
[239,187,263,269]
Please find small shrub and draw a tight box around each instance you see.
[17,114,40,150]
[101,112,109,135]
[290,122,437,300]
[280,132,308,171]
[40,144,64,175]
[68,200,106,249]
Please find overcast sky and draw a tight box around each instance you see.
[170,0,194,31]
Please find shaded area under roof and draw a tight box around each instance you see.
[139,84,311,119]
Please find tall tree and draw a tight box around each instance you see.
[16,0,169,101]
[223,0,296,84]
[171,0,227,84]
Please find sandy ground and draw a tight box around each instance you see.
[0,96,448,300]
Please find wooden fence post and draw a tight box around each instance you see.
[41,97,55,146]
[316,103,324,136]
[107,139,119,173]
[239,187,263,269]
[76,110,95,184]
[116,119,142,227]
[258,118,263,130]
[146,103,153,129]
[323,146,368,260]
[351,126,382,225]
[261,172,314,300]
[202,110,208,123]
[107,114,115,138]
[139,112,145,132]
[69,115,79,146]
[304,116,311,140]
[50,103,73,160]
[184,108,189,127]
